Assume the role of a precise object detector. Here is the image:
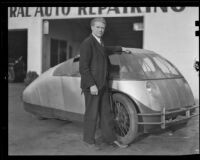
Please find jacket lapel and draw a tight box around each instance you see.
[90,34,105,58]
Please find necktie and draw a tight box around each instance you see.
[100,40,104,47]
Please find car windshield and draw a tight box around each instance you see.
[53,56,80,77]
[109,53,182,80]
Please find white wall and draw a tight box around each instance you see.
[8,14,43,75]
[144,7,199,99]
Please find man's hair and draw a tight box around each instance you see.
[90,17,106,26]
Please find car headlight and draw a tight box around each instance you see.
[146,81,160,95]
[146,81,163,111]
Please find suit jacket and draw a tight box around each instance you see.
[79,34,122,91]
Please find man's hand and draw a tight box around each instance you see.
[90,85,98,95]
[122,47,131,54]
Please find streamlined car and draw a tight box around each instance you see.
[22,48,199,145]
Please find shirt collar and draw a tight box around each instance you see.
[92,33,101,44]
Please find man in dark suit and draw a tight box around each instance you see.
[79,17,131,149]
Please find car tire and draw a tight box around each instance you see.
[112,93,138,145]
[8,67,15,82]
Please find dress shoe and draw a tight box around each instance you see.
[113,140,128,148]
[83,142,100,150]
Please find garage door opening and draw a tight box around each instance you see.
[42,17,143,71]
[8,30,27,82]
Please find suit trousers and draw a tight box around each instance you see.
[83,87,117,144]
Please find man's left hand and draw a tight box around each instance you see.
[122,47,131,54]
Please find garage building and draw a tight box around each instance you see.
[8,7,199,100]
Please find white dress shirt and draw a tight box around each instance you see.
[92,33,102,45]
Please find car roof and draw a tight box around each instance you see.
[74,48,158,59]
[116,48,159,60]
[125,48,158,55]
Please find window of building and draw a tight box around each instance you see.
[50,38,67,67]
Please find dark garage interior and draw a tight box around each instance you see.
[44,16,143,70]
[8,30,27,82]
[55,16,144,47]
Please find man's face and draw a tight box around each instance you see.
[91,21,105,38]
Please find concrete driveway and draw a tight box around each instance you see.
[8,83,199,155]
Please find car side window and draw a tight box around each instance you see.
[142,58,156,72]
[73,56,80,63]
[53,55,80,77]
[141,57,156,78]
[153,56,179,77]
[108,54,120,78]
[139,57,165,79]
[71,57,80,77]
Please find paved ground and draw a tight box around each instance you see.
[8,83,199,155]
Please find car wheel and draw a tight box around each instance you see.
[8,68,15,82]
[112,93,138,145]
